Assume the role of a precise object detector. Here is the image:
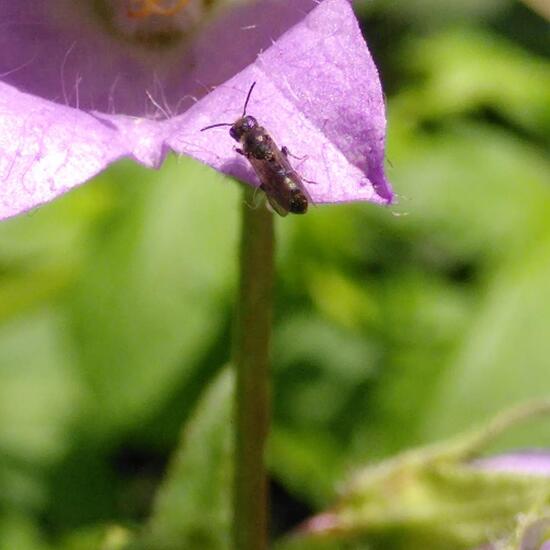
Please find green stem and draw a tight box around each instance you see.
[233,187,275,550]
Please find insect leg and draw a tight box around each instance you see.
[243,186,263,210]
[281,148,318,186]
[281,146,306,161]
[282,147,317,184]
[300,175,319,185]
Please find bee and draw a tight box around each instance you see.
[201,82,310,216]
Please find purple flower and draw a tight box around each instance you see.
[471,450,550,477]
[471,451,550,549]
[0,0,392,221]
[294,450,550,550]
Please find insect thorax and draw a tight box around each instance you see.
[243,129,273,160]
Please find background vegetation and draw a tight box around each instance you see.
[0,0,548,548]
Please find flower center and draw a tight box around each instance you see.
[127,0,192,19]
[92,0,217,50]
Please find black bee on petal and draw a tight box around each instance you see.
[201,82,310,216]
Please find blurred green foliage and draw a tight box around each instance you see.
[0,1,549,549]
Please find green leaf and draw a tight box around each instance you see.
[136,368,234,550]
[347,117,550,456]
[68,157,239,435]
[278,403,550,550]
[354,0,510,25]
[59,525,133,550]
[0,514,51,550]
[394,29,550,137]
[0,310,83,511]
[423,232,550,448]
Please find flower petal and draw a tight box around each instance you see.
[0,82,128,219]
[0,0,391,220]
[471,451,550,476]
[167,0,393,205]
[1,1,319,115]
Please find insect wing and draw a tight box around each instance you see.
[249,147,309,216]
[261,185,290,217]
[272,145,313,207]
[248,155,291,215]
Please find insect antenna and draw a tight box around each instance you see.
[200,82,256,131]
[242,81,256,116]
[200,122,233,132]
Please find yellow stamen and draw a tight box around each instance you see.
[127,0,192,19]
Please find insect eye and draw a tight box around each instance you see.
[230,126,239,140]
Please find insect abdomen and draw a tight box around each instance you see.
[288,184,308,214]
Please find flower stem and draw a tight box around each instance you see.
[233,187,274,550]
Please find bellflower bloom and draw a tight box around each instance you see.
[0,0,392,220]
[472,451,550,550]
[294,438,550,548]
[295,452,550,550]
[471,453,550,550]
